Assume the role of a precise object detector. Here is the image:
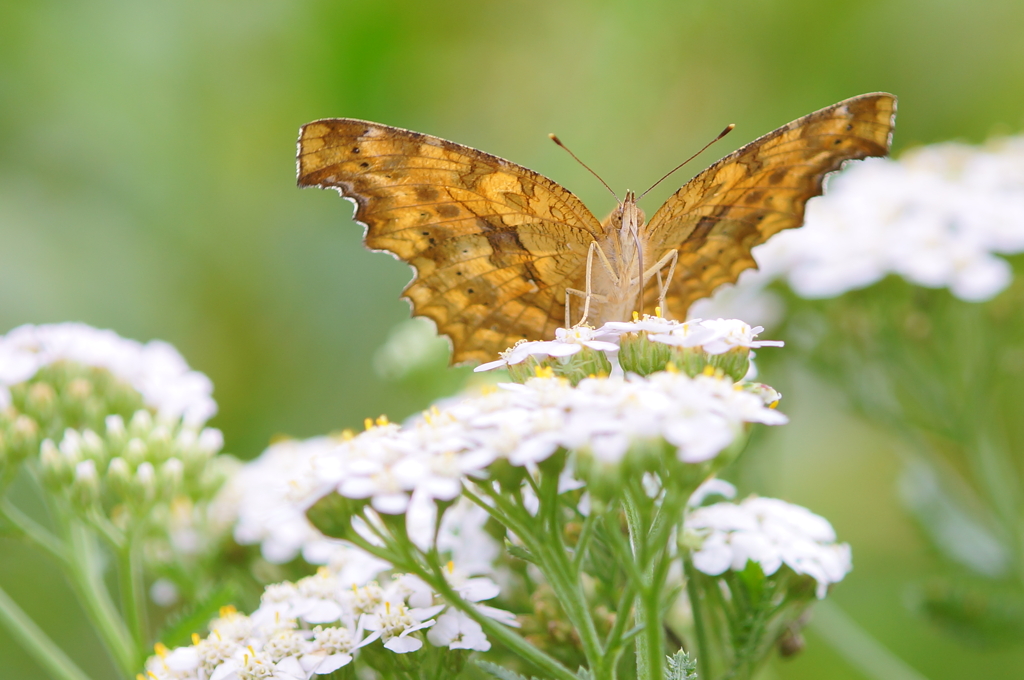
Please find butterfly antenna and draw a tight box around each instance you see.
[549,134,620,203]
[638,124,735,200]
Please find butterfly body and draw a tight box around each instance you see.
[298,93,896,364]
[571,192,655,326]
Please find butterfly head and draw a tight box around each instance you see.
[605,190,645,237]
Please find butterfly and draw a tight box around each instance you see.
[297,93,896,364]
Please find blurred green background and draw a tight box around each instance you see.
[1,0,1023,678]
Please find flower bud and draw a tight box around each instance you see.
[67,377,93,401]
[132,461,157,505]
[7,415,40,465]
[125,438,148,466]
[129,409,154,436]
[507,347,613,386]
[160,458,184,497]
[617,332,675,376]
[106,457,132,500]
[39,439,71,489]
[148,425,173,463]
[70,459,101,509]
[59,429,83,459]
[197,428,224,454]
[80,429,107,464]
[105,414,126,445]
[25,382,57,421]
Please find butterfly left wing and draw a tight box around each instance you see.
[642,92,897,317]
[297,119,605,364]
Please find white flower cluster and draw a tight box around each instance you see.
[228,436,500,575]
[476,318,781,373]
[0,323,216,425]
[602,316,783,354]
[144,564,517,679]
[687,496,851,598]
[694,135,1024,318]
[269,371,783,519]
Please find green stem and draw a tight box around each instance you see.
[0,498,68,563]
[368,522,580,680]
[603,579,636,656]
[66,522,137,677]
[681,557,710,680]
[0,582,94,680]
[536,469,606,677]
[600,504,647,590]
[572,509,598,573]
[623,492,663,680]
[117,532,149,658]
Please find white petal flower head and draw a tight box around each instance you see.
[688,496,851,598]
[650,318,784,355]
[600,315,683,336]
[362,600,441,654]
[427,609,492,651]
[229,436,349,565]
[475,326,619,372]
[0,323,216,426]
[301,626,358,675]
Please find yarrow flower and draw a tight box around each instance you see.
[300,371,782,518]
[686,496,852,598]
[693,135,1024,321]
[143,560,518,678]
[476,317,782,382]
[229,435,500,571]
[0,322,216,425]
[476,325,619,383]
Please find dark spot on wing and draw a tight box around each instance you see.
[416,186,440,201]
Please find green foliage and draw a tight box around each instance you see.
[666,650,698,680]
[154,583,240,650]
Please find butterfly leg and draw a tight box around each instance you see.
[642,249,679,316]
[564,241,612,328]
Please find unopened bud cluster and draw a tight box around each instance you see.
[0,363,146,475]
[38,409,228,515]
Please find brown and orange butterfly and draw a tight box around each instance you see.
[297,93,896,364]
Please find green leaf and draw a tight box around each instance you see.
[155,582,239,649]
[504,539,536,564]
[475,659,546,680]
[306,492,363,539]
[666,649,699,680]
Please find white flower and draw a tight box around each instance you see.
[648,318,784,355]
[210,650,306,680]
[427,609,492,651]
[301,626,357,675]
[361,601,442,653]
[0,323,216,425]
[687,496,851,598]
[475,326,619,372]
[228,436,367,566]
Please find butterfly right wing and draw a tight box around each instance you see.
[642,93,897,317]
[297,119,605,364]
